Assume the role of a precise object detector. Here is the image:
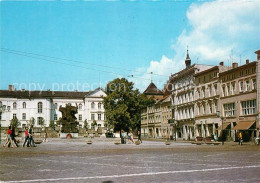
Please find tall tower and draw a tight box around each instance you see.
[185,48,191,68]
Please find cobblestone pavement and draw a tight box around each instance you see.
[0,138,260,183]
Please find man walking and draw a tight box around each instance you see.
[138,130,142,143]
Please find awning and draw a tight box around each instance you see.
[217,123,230,131]
[233,121,255,130]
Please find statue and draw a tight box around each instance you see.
[59,103,79,133]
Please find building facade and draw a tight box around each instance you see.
[194,63,228,138]
[0,86,106,131]
[142,49,260,141]
[165,51,213,140]
[219,60,258,141]
[141,94,172,138]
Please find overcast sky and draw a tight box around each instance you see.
[1,0,259,92]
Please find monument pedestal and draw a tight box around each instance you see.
[60,133,79,138]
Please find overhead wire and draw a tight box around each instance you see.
[0,48,167,83]
[0,47,170,78]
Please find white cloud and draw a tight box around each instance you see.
[134,0,260,92]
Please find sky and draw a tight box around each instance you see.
[0,0,260,92]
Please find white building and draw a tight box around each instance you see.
[164,50,213,140]
[0,86,106,130]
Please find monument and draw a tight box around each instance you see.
[59,103,79,138]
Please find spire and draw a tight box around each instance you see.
[185,46,191,68]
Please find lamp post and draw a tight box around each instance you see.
[216,110,224,145]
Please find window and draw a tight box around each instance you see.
[241,99,256,115]
[231,82,236,95]
[37,117,43,125]
[38,102,43,113]
[55,103,58,109]
[23,102,26,109]
[79,104,82,110]
[215,102,218,113]
[227,85,230,96]
[223,103,235,117]
[240,81,244,92]
[91,102,95,109]
[98,102,102,109]
[208,86,212,97]
[222,85,226,97]
[253,79,256,90]
[203,103,206,113]
[22,113,26,120]
[54,114,57,120]
[209,103,213,114]
[79,114,82,121]
[13,113,17,119]
[13,102,17,109]
[91,114,95,120]
[98,114,101,120]
[246,80,250,91]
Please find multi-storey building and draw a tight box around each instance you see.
[0,86,106,130]
[194,63,228,138]
[141,82,172,138]
[165,51,213,140]
[256,50,260,138]
[219,59,259,141]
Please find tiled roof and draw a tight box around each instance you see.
[0,90,90,99]
[143,82,163,95]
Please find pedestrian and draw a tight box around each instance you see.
[8,125,19,147]
[23,127,30,147]
[129,131,134,144]
[121,130,125,144]
[214,133,218,142]
[138,130,142,143]
[43,132,48,143]
[28,125,36,147]
[3,126,14,148]
[238,131,243,145]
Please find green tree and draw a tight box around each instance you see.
[49,120,55,130]
[27,117,35,127]
[38,117,45,128]
[103,78,154,132]
[84,119,89,131]
[91,120,97,129]
[10,118,21,128]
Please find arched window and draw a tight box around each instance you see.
[79,104,82,110]
[23,102,26,109]
[98,102,102,109]
[13,102,17,109]
[91,102,95,109]
[38,102,43,113]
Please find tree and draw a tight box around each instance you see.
[49,120,55,130]
[27,117,35,127]
[103,78,154,132]
[10,118,21,128]
[91,120,97,130]
[38,117,45,128]
[84,119,89,131]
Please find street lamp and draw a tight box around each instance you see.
[216,110,224,145]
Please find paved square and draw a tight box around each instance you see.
[1,138,260,183]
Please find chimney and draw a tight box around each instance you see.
[8,85,14,91]
[255,50,260,61]
[246,59,249,64]
[232,62,238,68]
[219,61,224,66]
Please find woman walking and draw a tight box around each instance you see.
[3,126,14,148]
